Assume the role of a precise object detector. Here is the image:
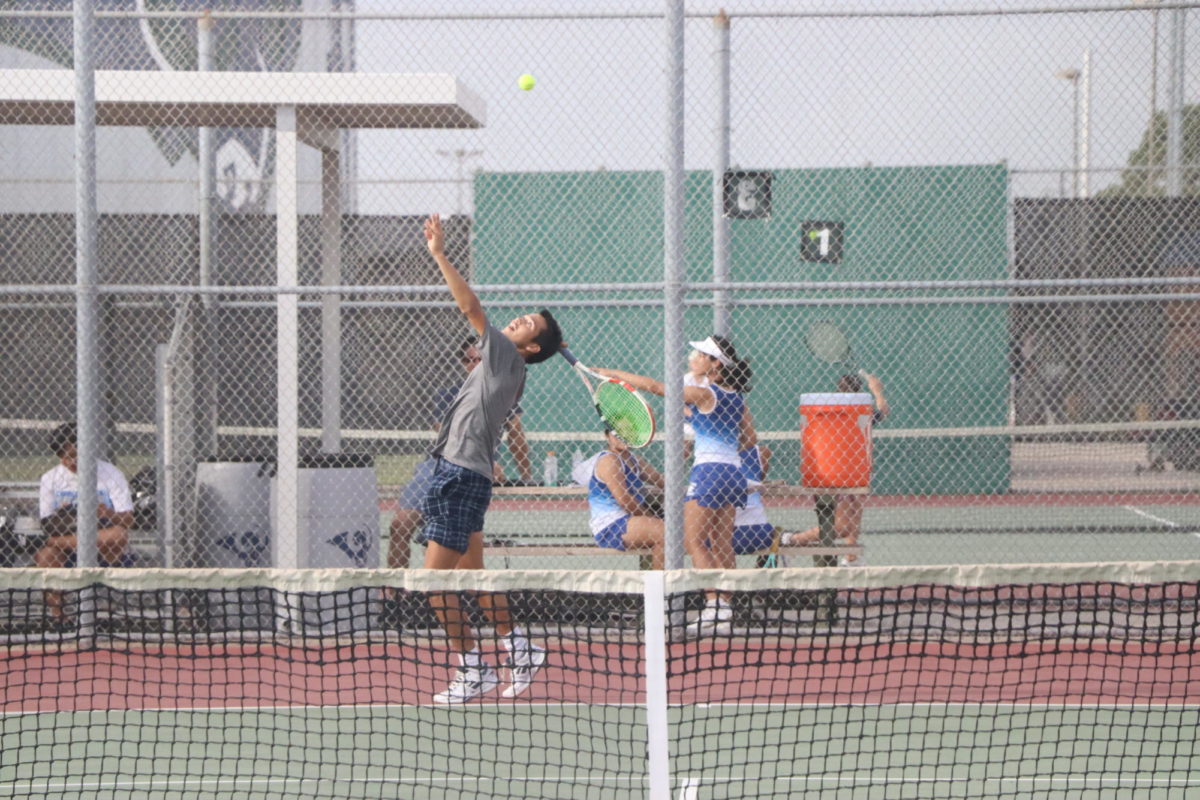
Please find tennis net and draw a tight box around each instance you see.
[1,563,1198,799]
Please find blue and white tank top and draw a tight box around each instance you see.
[735,445,768,527]
[587,451,646,535]
[688,384,744,466]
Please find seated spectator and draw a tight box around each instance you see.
[782,371,888,562]
[576,428,666,569]
[733,443,777,559]
[37,422,134,621]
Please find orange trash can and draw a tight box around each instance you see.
[799,392,875,488]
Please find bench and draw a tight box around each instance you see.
[487,482,868,568]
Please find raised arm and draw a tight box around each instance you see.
[593,368,715,411]
[594,368,665,397]
[425,214,486,334]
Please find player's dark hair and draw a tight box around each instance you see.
[525,309,563,365]
[837,373,863,393]
[711,335,752,393]
[48,422,77,457]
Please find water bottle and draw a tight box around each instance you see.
[570,448,585,472]
[543,451,559,487]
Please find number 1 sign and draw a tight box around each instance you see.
[800,220,845,263]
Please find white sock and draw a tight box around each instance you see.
[502,626,530,652]
[460,649,486,670]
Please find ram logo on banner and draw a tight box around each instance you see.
[0,0,353,214]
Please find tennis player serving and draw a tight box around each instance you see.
[418,213,562,704]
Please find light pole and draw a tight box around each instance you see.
[1056,67,1081,198]
[1134,0,1161,192]
[436,148,484,216]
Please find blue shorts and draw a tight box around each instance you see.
[733,523,775,555]
[686,462,747,509]
[397,457,438,509]
[420,458,493,554]
[593,517,629,551]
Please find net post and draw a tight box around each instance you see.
[643,570,671,799]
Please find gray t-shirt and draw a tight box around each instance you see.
[430,322,527,478]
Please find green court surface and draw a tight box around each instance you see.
[3,703,1197,799]
[383,497,1200,569]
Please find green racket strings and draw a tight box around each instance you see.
[594,381,653,447]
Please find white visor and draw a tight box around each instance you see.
[689,337,732,366]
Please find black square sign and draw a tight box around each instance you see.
[800,220,845,263]
[723,170,772,219]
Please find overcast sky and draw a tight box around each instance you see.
[350,0,1194,215]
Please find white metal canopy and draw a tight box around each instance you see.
[0,69,486,569]
[0,70,485,135]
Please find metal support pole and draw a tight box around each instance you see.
[74,0,99,569]
[712,9,731,337]
[275,105,300,570]
[663,0,686,573]
[320,142,343,453]
[1149,6,1160,188]
[1079,49,1091,199]
[196,10,219,458]
[1166,7,1186,197]
[1070,76,1080,198]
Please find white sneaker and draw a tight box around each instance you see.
[501,643,548,698]
[432,666,499,705]
[685,602,733,638]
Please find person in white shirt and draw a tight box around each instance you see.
[37,423,134,621]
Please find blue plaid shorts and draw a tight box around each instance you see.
[420,458,493,553]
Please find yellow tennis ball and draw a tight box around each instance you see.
[518,73,536,91]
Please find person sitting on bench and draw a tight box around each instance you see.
[576,428,666,569]
[37,422,134,622]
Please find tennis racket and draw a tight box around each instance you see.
[559,347,656,448]
[804,319,862,377]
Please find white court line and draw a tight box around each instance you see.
[678,776,701,800]
[1122,504,1182,529]
[1122,504,1200,540]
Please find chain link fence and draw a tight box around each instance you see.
[1,1,1199,581]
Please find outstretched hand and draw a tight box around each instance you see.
[424,214,445,257]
